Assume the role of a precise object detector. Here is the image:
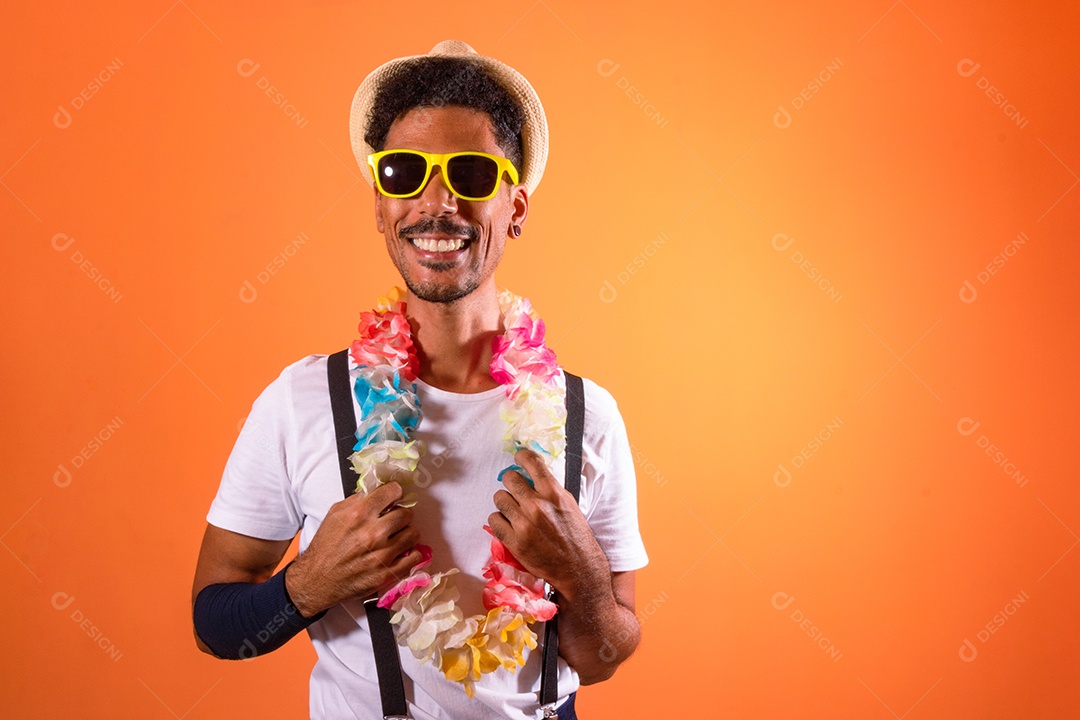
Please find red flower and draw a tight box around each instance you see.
[350,307,418,381]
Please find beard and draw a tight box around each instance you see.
[404,273,481,304]
[394,218,488,304]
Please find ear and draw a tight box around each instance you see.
[373,185,386,234]
[508,184,529,236]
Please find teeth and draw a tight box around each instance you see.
[411,237,465,252]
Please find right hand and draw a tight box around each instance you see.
[285,481,423,617]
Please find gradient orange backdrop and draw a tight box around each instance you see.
[4,1,1079,718]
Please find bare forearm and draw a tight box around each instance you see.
[554,568,640,684]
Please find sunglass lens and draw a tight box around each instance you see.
[447,155,500,199]
[378,153,428,196]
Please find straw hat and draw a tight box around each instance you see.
[349,40,549,195]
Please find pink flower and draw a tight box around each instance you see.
[378,571,433,609]
[413,543,434,570]
[481,561,558,621]
[480,527,557,621]
[506,307,545,347]
[483,526,527,572]
[375,544,434,608]
[489,316,558,387]
[351,307,418,380]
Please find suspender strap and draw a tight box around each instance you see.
[364,600,409,718]
[540,371,585,711]
[328,349,359,499]
[327,349,409,719]
[562,372,585,503]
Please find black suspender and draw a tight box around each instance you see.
[540,371,583,714]
[328,349,361,498]
[326,349,585,717]
[328,349,409,717]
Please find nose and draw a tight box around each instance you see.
[417,166,458,215]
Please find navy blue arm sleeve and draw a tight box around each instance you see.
[192,562,327,660]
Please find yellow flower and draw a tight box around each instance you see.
[350,440,423,493]
[376,286,407,312]
[440,635,486,698]
[481,608,538,672]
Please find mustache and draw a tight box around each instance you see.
[399,218,478,242]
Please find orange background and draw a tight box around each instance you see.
[4,1,1079,717]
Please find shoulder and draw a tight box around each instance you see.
[565,371,625,430]
[253,353,333,411]
[278,353,331,385]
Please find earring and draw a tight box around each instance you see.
[510,225,522,238]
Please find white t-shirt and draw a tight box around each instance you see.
[207,354,649,720]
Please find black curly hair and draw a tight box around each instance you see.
[364,56,524,171]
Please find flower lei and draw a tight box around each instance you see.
[348,286,567,697]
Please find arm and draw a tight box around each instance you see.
[555,570,640,684]
[192,481,425,657]
[190,524,293,656]
[489,449,642,684]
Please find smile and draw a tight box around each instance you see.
[410,237,468,253]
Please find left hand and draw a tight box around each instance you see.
[488,448,610,597]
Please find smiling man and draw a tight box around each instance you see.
[191,41,648,720]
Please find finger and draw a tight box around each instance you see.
[374,505,414,539]
[377,548,427,594]
[371,527,419,577]
[364,481,405,516]
[487,512,514,545]
[385,523,421,558]
[498,466,536,499]
[492,488,521,524]
[514,449,560,497]
[349,506,412,558]
[390,548,425,576]
[343,478,401,506]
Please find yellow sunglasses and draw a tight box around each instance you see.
[368,149,520,201]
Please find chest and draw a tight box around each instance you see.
[291,387,566,612]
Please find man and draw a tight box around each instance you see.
[192,40,648,719]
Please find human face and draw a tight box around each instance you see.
[373,105,528,305]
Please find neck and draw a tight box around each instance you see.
[406,283,502,393]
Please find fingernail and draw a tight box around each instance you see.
[498,464,534,488]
